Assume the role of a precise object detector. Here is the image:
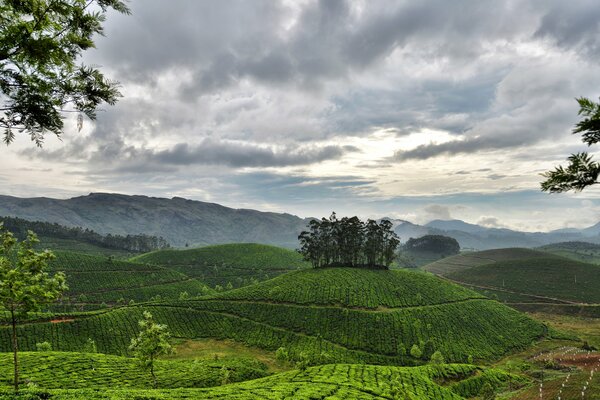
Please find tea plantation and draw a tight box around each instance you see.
[132,243,310,288]
[48,251,212,309]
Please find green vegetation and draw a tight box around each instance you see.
[423,248,544,276]
[212,267,480,308]
[541,97,600,193]
[0,351,268,389]
[0,216,170,256]
[439,254,600,304]
[129,311,174,388]
[0,362,525,399]
[0,268,547,366]
[298,213,399,268]
[0,0,129,145]
[0,225,67,391]
[132,243,309,288]
[539,241,600,264]
[48,251,212,310]
[404,235,460,256]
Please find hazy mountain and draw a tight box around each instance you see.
[425,219,489,234]
[0,193,308,248]
[1,193,599,250]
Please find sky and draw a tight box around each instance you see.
[2,0,600,232]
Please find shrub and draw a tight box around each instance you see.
[410,344,422,359]
[36,342,52,352]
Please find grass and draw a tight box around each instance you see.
[167,338,288,372]
[527,312,600,349]
[132,243,310,289]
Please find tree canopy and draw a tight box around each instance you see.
[298,213,400,269]
[541,97,600,193]
[403,235,460,256]
[0,0,130,146]
[129,311,174,388]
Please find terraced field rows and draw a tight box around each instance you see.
[0,363,523,399]
[48,251,212,308]
[132,243,310,288]
[215,268,482,308]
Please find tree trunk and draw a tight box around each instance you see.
[10,308,19,393]
[150,355,156,388]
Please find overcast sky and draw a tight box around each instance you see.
[2,0,600,231]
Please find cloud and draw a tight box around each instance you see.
[4,0,600,233]
[477,216,505,228]
[423,204,452,220]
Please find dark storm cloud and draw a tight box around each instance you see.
[92,0,543,95]
[148,140,357,168]
[534,0,600,57]
[25,137,357,170]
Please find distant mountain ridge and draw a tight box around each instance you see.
[0,193,309,248]
[1,193,599,250]
[390,218,600,250]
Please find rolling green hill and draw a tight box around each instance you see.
[0,360,524,400]
[132,243,310,288]
[49,251,213,310]
[0,268,547,365]
[423,248,600,305]
[423,248,544,276]
[539,241,600,264]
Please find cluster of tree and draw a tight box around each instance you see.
[0,216,170,253]
[403,235,460,256]
[298,213,400,269]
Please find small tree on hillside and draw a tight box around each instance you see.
[129,311,174,388]
[0,224,67,392]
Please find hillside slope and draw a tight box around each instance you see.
[132,243,309,287]
[424,248,600,305]
[0,268,547,365]
[49,251,212,309]
[0,193,308,248]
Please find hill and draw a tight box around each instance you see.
[0,193,309,248]
[49,251,212,310]
[0,268,547,365]
[0,361,524,399]
[538,241,600,264]
[132,243,310,288]
[424,248,600,305]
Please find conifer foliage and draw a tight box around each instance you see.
[298,213,400,269]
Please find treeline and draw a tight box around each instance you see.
[0,216,170,253]
[298,213,399,269]
[403,235,460,255]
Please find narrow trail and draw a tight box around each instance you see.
[188,297,491,313]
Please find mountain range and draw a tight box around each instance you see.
[0,192,598,250]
